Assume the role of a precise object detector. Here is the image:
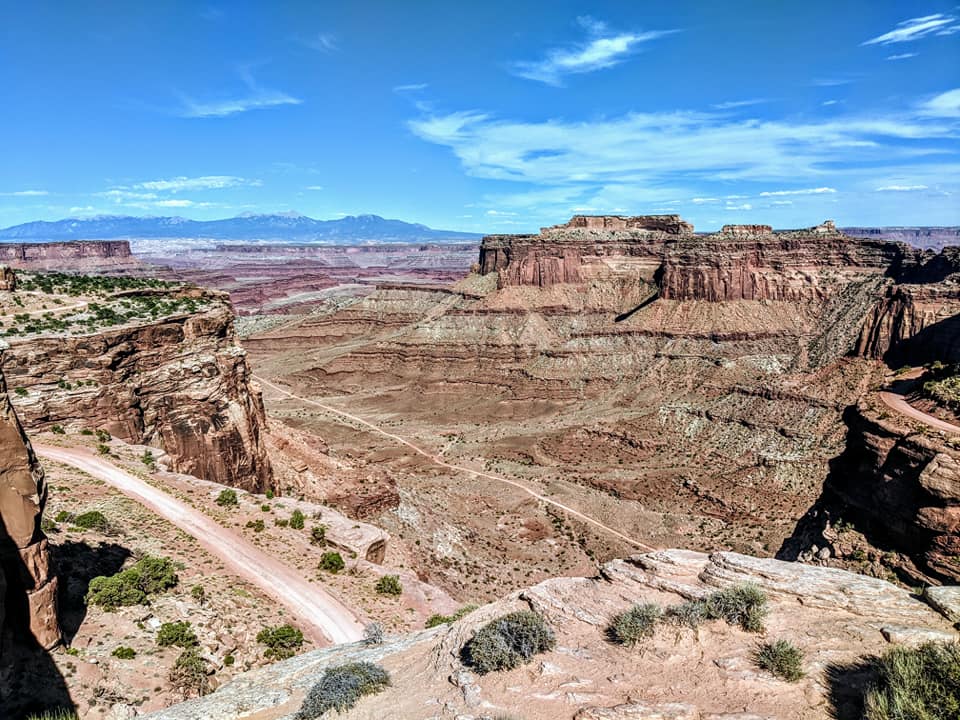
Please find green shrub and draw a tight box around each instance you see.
[296,662,390,719]
[703,583,768,632]
[14,386,28,397]
[310,524,327,545]
[95,429,111,443]
[375,575,402,596]
[265,489,275,499]
[245,519,265,532]
[25,711,80,720]
[224,653,235,666]
[54,510,73,523]
[73,510,109,532]
[425,604,478,628]
[863,641,960,720]
[260,503,271,512]
[664,599,709,630]
[111,645,136,660]
[157,621,198,648]
[169,648,209,696]
[607,603,663,647]
[754,639,804,682]
[141,450,156,468]
[216,488,238,507]
[86,555,178,610]
[319,551,345,573]
[51,424,66,435]
[191,584,206,605]
[274,518,289,527]
[257,624,304,660]
[290,509,305,529]
[79,428,93,436]
[96,443,111,455]
[462,610,556,674]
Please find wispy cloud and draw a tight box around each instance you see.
[887,52,918,60]
[0,189,48,196]
[711,99,768,110]
[875,184,928,191]
[177,69,302,118]
[153,199,211,208]
[132,175,261,192]
[305,185,325,191]
[758,187,837,197]
[309,33,338,52]
[862,14,957,45]
[394,83,428,93]
[919,88,960,117]
[510,16,678,86]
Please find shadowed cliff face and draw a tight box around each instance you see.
[3,293,273,491]
[0,352,71,717]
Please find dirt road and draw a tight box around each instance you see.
[879,390,960,434]
[35,444,365,645]
[254,375,654,552]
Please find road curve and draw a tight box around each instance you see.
[879,390,960,434]
[254,375,655,552]
[35,444,364,645]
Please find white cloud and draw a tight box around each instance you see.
[154,199,199,207]
[711,99,768,110]
[133,175,260,192]
[770,200,793,206]
[510,16,677,86]
[305,185,325,191]
[691,197,719,204]
[305,33,338,52]
[178,69,301,118]
[919,88,960,117]
[758,187,837,196]
[887,52,918,60]
[875,184,928,191]
[394,83,428,93]
[485,210,517,216]
[0,189,48,196]
[822,100,839,106]
[862,14,957,45]
[725,203,752,211]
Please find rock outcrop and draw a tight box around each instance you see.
[824,398,960,582]
[144,550,957,720]
[0,240,144,273]
[3,290,272,491]
[0,266,15,291]
[0,348,60,650]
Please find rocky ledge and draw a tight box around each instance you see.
[2,289,273,491]
[0,240,144,273]
[145,550,956,720]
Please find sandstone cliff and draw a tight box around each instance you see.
[3,290,273,491]
[0,347,59,650]
[0,240,144,273]
[144,550,957,720]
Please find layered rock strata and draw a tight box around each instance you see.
[0,240,144,273]
[145,550,957,720]
[0,349,59,650]
[3,290,272,491]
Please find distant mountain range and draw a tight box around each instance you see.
[0,213,484,243]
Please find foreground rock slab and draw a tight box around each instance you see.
[144,550,955,720]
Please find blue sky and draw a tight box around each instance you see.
[1,1,958,232]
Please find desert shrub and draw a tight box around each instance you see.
[274,518,289,527]
[260,503,271,512]
[607,603,663,646]
[245,519,265,532]
[375,574,402,596]
[665,599,709,630]
[54,510,73,523]
[290,509,306,529]
[425,604,478,628]
[95,429,111,443]
[223,653,235,666]
[863,641,960,720]
[141,449,156,468]
[191,584,206,605]
[754,639,804,682]
[86,555,178,610]
[703,583,768,632]
[310,524,327,545]
[215,488,238,507]
[257,624,304,660]
[25,712,80,720]
[14,386,28,397]
[319,551,345,573]
[265,489,275,499]
[157,621,198,648]
[169,648,209,696]
[73,510,109,532]
[79,428,93,435]
[296,662,390,719]
[462,610,556,674]
[111,645,136,660]
[51,424,66,435]
[363,621,384,645]
[96,443,111,455]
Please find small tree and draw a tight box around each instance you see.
[141,449,156,469]
[375,575,402,596]
[290,509,305,530]
[170,648,209,697]
[216,489,238,507]
[319,551,345,573]
[257,624,304,660]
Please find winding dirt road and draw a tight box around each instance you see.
[35,444,364,645]
[879,390,960,434]
[254,375,654,552]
